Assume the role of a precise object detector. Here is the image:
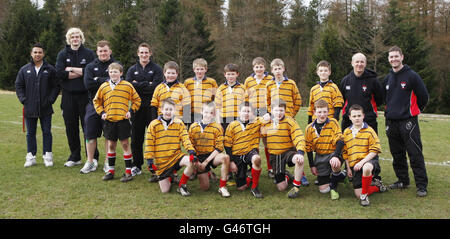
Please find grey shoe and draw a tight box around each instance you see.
[64,160,82,167]
[417,188,427,197]
[372,178,388,193]
[389,181,409,190]
[360,194,370,206]
[177,184,191,196]
[131,166,141,177]
[251,187,264,198]
[80,161,97,174]
[120,173,134,183]
[102,172,114,181]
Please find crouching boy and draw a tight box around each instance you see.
[144,99,196,196]
[93,62,141,182]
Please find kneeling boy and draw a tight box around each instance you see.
[93,62,141,182]
[144,99,196,196]
[343,104,387,206]
[262,99,306,199]
[188,102,231,197]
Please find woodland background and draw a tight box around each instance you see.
[0,0,449,113]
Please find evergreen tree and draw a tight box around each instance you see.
[0,0,41,90]
[38,0,65,65]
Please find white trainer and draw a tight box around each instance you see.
[80,161,97,174]
[64,160,82,167]
[218,186,231,198]
[43,152,53,167]
[24,152,36,167]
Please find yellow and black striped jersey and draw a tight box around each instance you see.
[93,80,141,122]
[224,117,264,156]
[144,117,195,176]
[188,121,224,155]
[184,77,218,114]
[266,77,302,118]
[342,123,381,167]
[307,81,344,119]
[244,73,273,110]
[215,82,247,118]
[261,116,305,155]
[151,81,191,119]
[304,118,343,155]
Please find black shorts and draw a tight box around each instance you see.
[103,119,131,141]
[157,156,184,181]
[196,154,218,175]
[84,102,104,140]
[232,148,259,187]
[350,156,381,189]
[270,148,297,184]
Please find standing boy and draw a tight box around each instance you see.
[383,46,429,197]
[215,63,247,132]
[16,43,60,167]
[261,99,306,199]
[144,99,197,196]
[225,102,264,198]
[55,27,96,167]
[151,61,191,124]
[81,40,117,174]
[188,102,231,197]
[305,99,346,200]
[93,63,141,182]
[244,57,275,179]
[342,104,387,206]
[307,60,344,124]
[184,58,218,126]
[126,43,163,176]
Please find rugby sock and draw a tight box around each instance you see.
[264,148,272,170]
[368,185,380,195]
[219,179,227,188]
[246,176,252,187]
[107,152,116,174]
[179,173,189,187]
[293,179,301,188]
[362,175,372,195]
[124,154,132,175]
[251,168,261,189]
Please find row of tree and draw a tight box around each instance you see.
[0,0,449,113]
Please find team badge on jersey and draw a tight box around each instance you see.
[362,84,367,92]
[401,81,407,89]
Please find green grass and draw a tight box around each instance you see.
[0,92,449,219]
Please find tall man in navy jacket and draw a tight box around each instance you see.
[55,28,96,167]
[16,43,60,167]
[383,46,429,197]
[125,43,163,176]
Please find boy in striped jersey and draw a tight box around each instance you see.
[215,63,247,133]
[225,102,264,198]
[261,99,306,199]
[184,58,218,127]
[144,99,197,196]
[307,60,344,124]
[151,61,191,124]
[244,57,275,179]
[342,104,387,206]
[305,99,346,200]
[188,102,231,197]
[93,63,141,182]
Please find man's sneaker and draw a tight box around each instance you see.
[148,174,159,183]
[251,187,264,198]
[120,173,134,183]
[64,160,82,167]
[24,153,37,167]
[288,187,300,198]
[218,187,231,198]
[80,161,97,174]
[177,184,191,196]
[102,172,114,181]
[360,194,370,206]
[372,178,388,193]
[389,181,409,190]
[131,166,142,177]
[330,189,340,200]
[301,175,310,186]
[417,188,427,197]
[268,169,275,179]
[43,152,53,167]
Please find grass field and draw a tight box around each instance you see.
[0,92,449,219]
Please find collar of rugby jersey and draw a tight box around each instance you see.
[317,79,334,88]
[224,80,241,87]
[109,78,121,89]
[312,118,329,136]
[158,115,174,130]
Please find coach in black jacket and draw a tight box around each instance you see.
[339,53,384,134]
[55,27,96,167]
[16,43,60,167]
[125,43,163,175]
[383,46,429,197]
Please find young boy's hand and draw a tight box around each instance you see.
[101,113,107,120]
